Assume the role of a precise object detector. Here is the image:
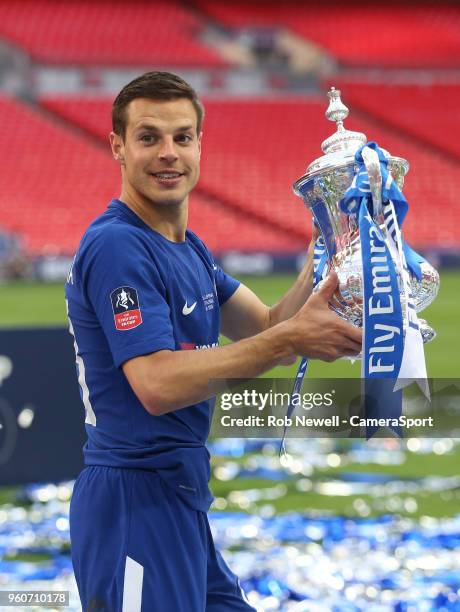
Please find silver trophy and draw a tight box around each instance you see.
[293,87,439,344]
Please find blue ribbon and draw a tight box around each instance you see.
[358,201,404,437]
[340,142,425,280]
[281,236,326,454]
[340,143,406,437]
[312,235,328,287]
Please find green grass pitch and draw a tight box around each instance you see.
[1,269,458,377]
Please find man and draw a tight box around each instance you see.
[66,71,361,611]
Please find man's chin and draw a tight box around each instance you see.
[147,193,186,207]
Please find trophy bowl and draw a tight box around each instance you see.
[293,88,439,344]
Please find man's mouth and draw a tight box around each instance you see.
[152,171,183,179]
[150,171,185,187]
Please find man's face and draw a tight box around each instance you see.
[111,97,202,208]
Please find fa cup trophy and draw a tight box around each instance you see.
[290,88,439,434]
[294,87,439,348]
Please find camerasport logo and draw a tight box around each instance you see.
[111,286,142,331]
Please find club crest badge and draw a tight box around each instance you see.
[111,286,142,331]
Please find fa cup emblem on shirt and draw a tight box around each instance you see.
[116,288,135,310]
[111,286,142,331]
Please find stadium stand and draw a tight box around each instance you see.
[0,96,117,254]
[325,82,460,161]
[41,94,460,249]
[0,95,300,255]
[2,1,460,256]
[195,1,460,68]
[0,0,225,67]
[41,95,324,238]
[187,195,303,253]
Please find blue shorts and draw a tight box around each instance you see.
[70,466,257,612]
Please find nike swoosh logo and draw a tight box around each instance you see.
[182,301,197,316]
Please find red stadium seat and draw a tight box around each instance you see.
[0,0,226,67]
[325,81,460,160]
[0,96,117,254]
[1,96,301,255]
[196,1,460,68]
[41,95,321,238]
[40,94,460,249]
[2,88,460,253]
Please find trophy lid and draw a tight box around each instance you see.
[320,87,367,155]
[293,87,409,203]
[300,87,370,177]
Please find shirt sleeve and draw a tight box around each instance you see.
[214,264,240,306]
[82,226,175,368]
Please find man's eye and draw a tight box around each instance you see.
[140,134,155,144]
[176,134,192,144]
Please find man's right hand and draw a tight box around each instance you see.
[286,271,362,362]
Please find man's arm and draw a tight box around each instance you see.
[122,272,362,416]
[220,231,317,341]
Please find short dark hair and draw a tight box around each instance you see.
[112,71,204,138]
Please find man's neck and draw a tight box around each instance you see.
[119,190,188,243]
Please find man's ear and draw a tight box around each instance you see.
[197,131,202,158]
[110,131,125,163]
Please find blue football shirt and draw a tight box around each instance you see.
[65,199,240,511]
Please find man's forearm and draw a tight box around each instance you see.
[125,271,363,416]
[124,320,294,415]
[268,243,314,327]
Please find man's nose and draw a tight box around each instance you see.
[158,137,178,163]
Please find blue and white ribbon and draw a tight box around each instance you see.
[383,200,429,396]
[312,234,328,287]
[358,194,404,436]
[281,235,327,454]
[340,142,429,435]
[341,142,426,280]
[356,144,428,394]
